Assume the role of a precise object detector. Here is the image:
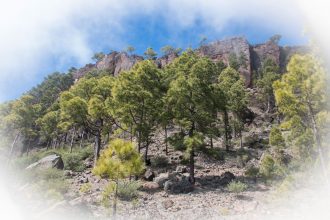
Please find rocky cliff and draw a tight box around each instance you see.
[73,37,307,86]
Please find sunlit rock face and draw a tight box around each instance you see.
[198,36,252,86]
[250,40,281,73]
[96,52,144,76]
[72,37,307,86]
[73,63,95,80]
[155,52,179,68]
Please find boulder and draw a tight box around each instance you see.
[144,169,155,181]
[163,173,194,194]
[154,173,169,187]
[219,171,235,186]
[141,182,160,192]
[26,154,64,170]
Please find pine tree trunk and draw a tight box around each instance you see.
[165,125,168,155]
[266,96,270,113]
[79,131,84,148]
[113,181,118,218]
[308,103,328,183]
[94,131,102,167]
[210,137,213,148]
[240,131,243,149]
[188,123,195,184]
[9,132,20,159]
[224,108,230,151]
[70,127,76,153]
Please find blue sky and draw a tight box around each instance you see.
[0,0,310,102]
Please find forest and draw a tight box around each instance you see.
[0,44,329,219]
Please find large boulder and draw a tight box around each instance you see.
[163,173,194,194]
[154,173,170,187]
[26,154,64,170]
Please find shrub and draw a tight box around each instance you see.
[259,154,285,181]
[80,183,92,194]
[151,155,169,168]
[227,181,247,194]
[245,166,259,182]
[202,148,224,160]
[117,180,141,201]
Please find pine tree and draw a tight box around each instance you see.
[273,54,329,181]
[166,51,220,183]
[60,75,114,165]
[110,60,163,164]
[93,139,144,217]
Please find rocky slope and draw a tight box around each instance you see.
[73,36,307,87]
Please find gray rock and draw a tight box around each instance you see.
[26,154,64,170]
[154,173,169,187]
[163,174,194,194]
[144,169,155,181]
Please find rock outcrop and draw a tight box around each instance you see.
[96,52,143,76]
[26,154,64,170]
[198,37,252,86]
[72,37,307,86]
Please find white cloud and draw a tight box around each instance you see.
[0,0,311,102]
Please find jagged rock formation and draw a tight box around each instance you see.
[96,52,144,76]
[73,37,307,86]
[198,37,252,86]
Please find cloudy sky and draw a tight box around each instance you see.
[0,0,322,102]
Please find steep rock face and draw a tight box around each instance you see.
[73,36,307,86]
[279,46,309,72]
[197,37,252,86]
[73,63,95,81]
[96,52,144,76]
[251,41,281,72]
[155,52,179,68]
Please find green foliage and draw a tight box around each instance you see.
[116,180,141,201]
[93,139,144,180]
[228,53,240,70]
[259,154,285,180]
[80,183,92,194]
[125,46,135,54]
[110,60,163,157]
[144,47,157,60]
[161,45,182,56]
[151,155,169,168]
[227,181,247,194]
[92,52,105,62]
[202,148,224,160]
[245,166,259,179]
[269,34,281,44]
[273,54,328,162]
[167,132,185,151]
[25,168,69,200]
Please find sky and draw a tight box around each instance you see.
[0,0,317,102]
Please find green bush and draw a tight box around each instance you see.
[62,147,93,172]
[117,180,141,201]
[259,154,285,181]
[227,181,248,194]
[245,166,259,181]
[203,148,224,160]
[151,155,169,168]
